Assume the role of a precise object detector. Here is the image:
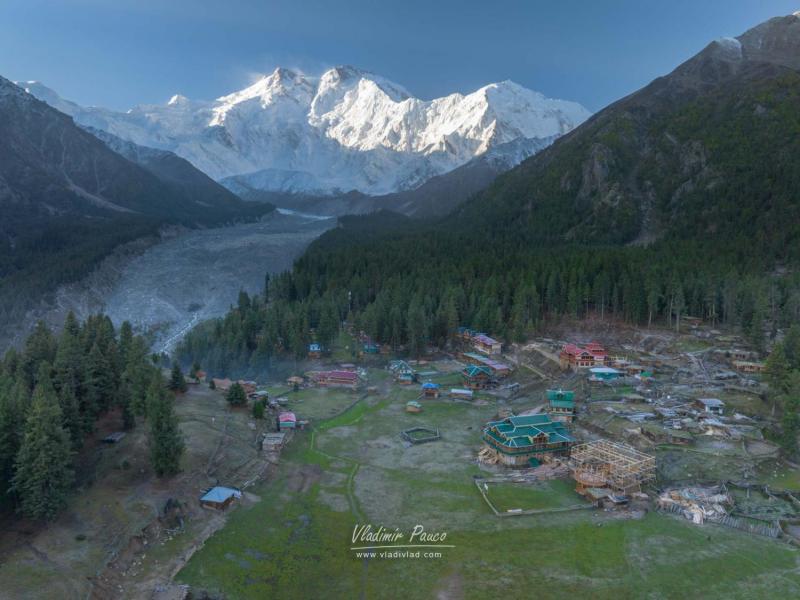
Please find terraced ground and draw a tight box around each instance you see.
[177,378,800,600]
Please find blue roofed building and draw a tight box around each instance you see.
[199,486,242,510]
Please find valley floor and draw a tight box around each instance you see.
[3,323,800,599]
[175,363,800,599]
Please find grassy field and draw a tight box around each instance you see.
[486,479,584,512]
[177,382,800,599]
[0,384,268,599]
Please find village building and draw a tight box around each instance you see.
[569,439,655,496]
[308,342,322,359]
[450,388,474,400]
[406,400,423,414]
[559,342,608,370]
[199,486,242,510]
[287,375,305,388]
[261,432,288,452]
[461,365,492,389]
[389,360,418,385]
[362,342,380,355]
[589,366,622,382]
[473,334,502,355]
[546,389,576,422]
[482,414,575,467]
[212,378,233,392]
[421,382,440,398]
[462,352,512,377]
[312,370,359,388]
[278,411,297,431]
[722,348,757,362]
[732,360,766,374]
[696,398,725,416]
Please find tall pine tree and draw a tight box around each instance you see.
[147,373,184,477]
[11,366,74,520]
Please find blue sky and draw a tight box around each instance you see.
[1,0,798,112]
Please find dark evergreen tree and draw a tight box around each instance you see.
[147,373,184,477]
[169,361,188,393]
[11,366,74,520]
[226,382,247,406]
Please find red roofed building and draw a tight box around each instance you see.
[278,411,297,430]
[559,343,607,370]
[312,370,359,388]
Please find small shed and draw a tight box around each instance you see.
[308,343,322,359]
[102,432,126,444]
[421,382,440,398]
[200,486,242,510]
[287,375,304,388]
[696,398,725,416]
[450,388,474,400]
[406,401,423,414]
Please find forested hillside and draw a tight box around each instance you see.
[0,314,183,520]
[0,76,273,340]
[177,15,800,376]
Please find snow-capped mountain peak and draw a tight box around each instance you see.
[19,67,591,196]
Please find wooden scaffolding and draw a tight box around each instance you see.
[569,439,655,495]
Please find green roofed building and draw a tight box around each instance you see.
[482,414,575,467]
[546,389,576,422]
[462,364,492,389]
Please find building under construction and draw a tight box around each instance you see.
[569,439,655,497]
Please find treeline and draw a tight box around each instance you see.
[0,313,183,520]
[765,325,800,456]
[178,234,800,376]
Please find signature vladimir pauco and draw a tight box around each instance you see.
[350,524,454,559]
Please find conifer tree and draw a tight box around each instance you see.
[147,373,184,477]
[226,382,247,406]
[0,378,26,497]
[11,366,74,520]
[123,337,154,418]
[169,361,187,393]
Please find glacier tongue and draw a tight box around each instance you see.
[20,67,591,196]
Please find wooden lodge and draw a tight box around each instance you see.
[696,398,725,415]
[450,388,474,400]
[732,360,766,374]
[200,486,242,510]
[546,389,575,422]
[482,414,575,467]
[559,342,607,370]
[456,327,502,355]
[389,360,418,385]
[462,352,512,377]
[472,334,502,356]
[462,365,492,389]
[421,382,440,398]
[308,342,322,359]
[278,411,297,431]
[312,370,359,388]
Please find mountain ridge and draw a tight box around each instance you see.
[19,68,590,197]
